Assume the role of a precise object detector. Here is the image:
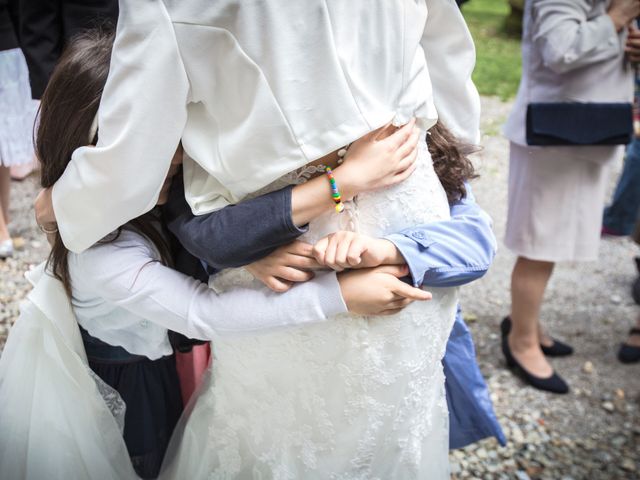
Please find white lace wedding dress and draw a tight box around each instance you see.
[161,138,459,480]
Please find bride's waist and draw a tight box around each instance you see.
[210,288,458,365]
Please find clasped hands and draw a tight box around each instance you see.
[246,232,431,317]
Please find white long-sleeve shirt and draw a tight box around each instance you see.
[53,0,479,253]
[68,229,347,360]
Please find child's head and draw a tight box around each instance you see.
[37,28,114,189]
[38,28,178,297]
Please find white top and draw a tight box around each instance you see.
[52,0,480,253]
[503,0,633,146]
[68,229,347,360]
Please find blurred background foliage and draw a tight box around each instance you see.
[461,0,523,100]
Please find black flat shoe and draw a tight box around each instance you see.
[500,319,570,394]
[618,328,640,364]
[501,317,574,357]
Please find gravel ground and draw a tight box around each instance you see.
[1,96,639,479]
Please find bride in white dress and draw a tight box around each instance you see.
[161,133,459,479]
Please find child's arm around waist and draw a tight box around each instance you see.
[70,231,347,341]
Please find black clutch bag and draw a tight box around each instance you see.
[526,102,633,146]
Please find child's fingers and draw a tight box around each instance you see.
[323,235,341,269]
[395,128,420,160]
[386,298,415,310]
[264,276,293,293]
[312,237,329,264]
[374,264,410,278]
[287,241,315,258]
[392,281,432,301]
[334,235,355,269]
[396,144,419,172]
[276,267,315,283]
[285,253,323,270]
[346,237,366,267]
[384,118,416,149]
[391,162,418,184]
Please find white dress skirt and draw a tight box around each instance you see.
[160,137,458,480]
[0,48,37,167]
[505,142,621,262]
[0,264,138,480]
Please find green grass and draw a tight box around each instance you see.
[461,0,522,100]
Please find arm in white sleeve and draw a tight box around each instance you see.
[531,0,623,75]
[73,233,347,341]
[52,0,190,253]
[421,0,481,145]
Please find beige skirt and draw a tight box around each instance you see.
[504,142,620,262]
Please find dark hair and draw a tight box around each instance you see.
[37,28,173,298]
[427,121,478,203]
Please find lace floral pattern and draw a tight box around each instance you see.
[88,369,127,434]
[175,139,457,479]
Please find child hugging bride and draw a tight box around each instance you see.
[0,29,435,480]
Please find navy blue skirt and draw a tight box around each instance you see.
[81,329,183,479]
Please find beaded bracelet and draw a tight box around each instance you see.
[324,166,345,213]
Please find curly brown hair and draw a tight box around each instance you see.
[427,121,479,204]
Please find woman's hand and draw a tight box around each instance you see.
[608,0,640,32]
[626,25,640,62]
[334,119,420,199]
[246,241,322,292]
[338,265,431,316]
[313,231,404,271]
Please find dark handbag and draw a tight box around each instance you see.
[526,102,633,146]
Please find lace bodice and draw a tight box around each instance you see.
[164,138,457,480]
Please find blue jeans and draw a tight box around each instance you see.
[603,138,640,235]
[445,307,506,450]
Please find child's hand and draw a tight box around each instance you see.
[335,118,420,199]
[338,265,431,316]
[246,241,322,292]
[313,231,404,271]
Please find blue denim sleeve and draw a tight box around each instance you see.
[385,184,497,288]
[163,173,308,270]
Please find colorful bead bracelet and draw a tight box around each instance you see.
[324,166,345,213]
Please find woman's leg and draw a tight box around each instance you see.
[0,166,11,241]
[508,256,555,377]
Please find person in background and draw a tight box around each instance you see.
[0,0,36,257]
[618,223,640,363]
[18,0,117,100]
[602,138,640,237]
[7,0,118,181]
[603,26,640,237]
[501,0,639,394]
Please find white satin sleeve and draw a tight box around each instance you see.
[52,0,190,254]
[421,0,481,145]
[70,233,347,341]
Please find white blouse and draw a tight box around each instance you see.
[52,0,480,253]
[68,229,347,360]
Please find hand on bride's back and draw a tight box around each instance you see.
[336,118,420,197]
[246,241,321,292]
[338,265,431,316]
